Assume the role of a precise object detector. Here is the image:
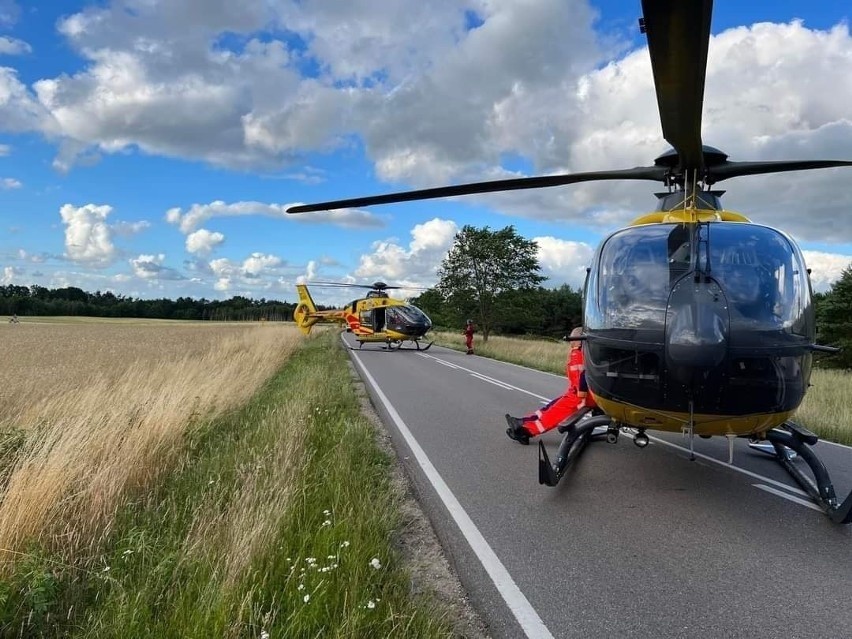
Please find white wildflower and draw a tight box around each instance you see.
[321,519,332,527]
[366,600,376,609]
[369,558,382,570]
[303,594,310,603]
[340,541,350,548]
[297,584,305,591]
[260,631,270,639]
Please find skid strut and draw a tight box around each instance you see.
[764,423,852,524]
[539,415,613,487]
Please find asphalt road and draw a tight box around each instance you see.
[344,335,852,639]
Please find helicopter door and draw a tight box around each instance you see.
[374,307,386,332]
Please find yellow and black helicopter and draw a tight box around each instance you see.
[288,0,852,523]
[293,281,434,350]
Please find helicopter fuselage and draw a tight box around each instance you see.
[294,284,432,344]
[583,207,815,437]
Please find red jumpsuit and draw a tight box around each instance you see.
[520,346,596,435]
[464,323,475,354]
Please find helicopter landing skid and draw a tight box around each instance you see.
[538,415,613,487]
[761,424,852,524]
[387,340,433,351]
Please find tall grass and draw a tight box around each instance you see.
[432,330,852,446]
[0,324,460,637]
[0,325,299,562]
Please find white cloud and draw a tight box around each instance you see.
[801,250,852,293]
[166,200,385,234]
[0,177,20,189]
[534,236,594,289]
[0,36,30,56]
[59,203,116,265]
[0,67,53,134]
[1,265,23,284]
[208,251,285,292]
[354,217,458,285]
[129,253,184,280]
[185,228,225,256]
[0,143,9,156]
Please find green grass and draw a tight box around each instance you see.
[432,331,852,446]
[0,332,455,638]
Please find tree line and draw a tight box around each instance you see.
[0,285,297,322]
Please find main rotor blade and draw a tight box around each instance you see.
[286,166,667,213]
[641,0,713,172]
[708,160,852,183]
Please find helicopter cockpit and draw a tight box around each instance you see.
[586,222,812,340]
[584,221,814,416]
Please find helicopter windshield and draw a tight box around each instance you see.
[593,224,676,330]
[704,223,810,336]
[388,304,431,326]
[589,222,811,336]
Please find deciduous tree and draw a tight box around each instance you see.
[436,225,545,341]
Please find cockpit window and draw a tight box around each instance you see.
[707,224,808,334]
[389,305,430,325]
[594,224,683,329]
[588,221,810,336]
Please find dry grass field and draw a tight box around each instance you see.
[0,318,302,561]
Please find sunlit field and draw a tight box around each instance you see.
[0,319,459,637]
[433,330,852,446]
[0,319,300,558]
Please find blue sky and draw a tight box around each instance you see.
[2,0,852,305]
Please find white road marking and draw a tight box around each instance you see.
[470,372,515,391]
[420,353,550,401]
[753,484,824,512]
[647,436,811,498]
[349,350,555,639]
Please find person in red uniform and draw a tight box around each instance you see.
[463,319,475,355]
[505,327,596,445]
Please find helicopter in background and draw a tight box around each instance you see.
[293,281,433,350]
[287,0,852,523]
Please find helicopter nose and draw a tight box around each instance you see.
[665,277,729,370]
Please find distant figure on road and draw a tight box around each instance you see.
[505,326,596,445]
[463,319,476,355]
[9,314,19,324]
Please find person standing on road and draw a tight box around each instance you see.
[505,327,596,444]
[463,319,476,355]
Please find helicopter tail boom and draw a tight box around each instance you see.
[293,284,348,334]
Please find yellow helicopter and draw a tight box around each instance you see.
[293,281,434,350]
[287,0,852,523]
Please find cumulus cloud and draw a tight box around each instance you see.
[186,228,225,255]
[166,200,385,234]
[0,143,9,156]
[534,236,595,289]
[1,264,23,284]
[129,253,185,280]
[354,217,458,286]
[208,251,284,292]
[0,36,30,55]
[0,177,20,189]
[801,250,852,293]
[0,67,53,134]
[59,203,116,265]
